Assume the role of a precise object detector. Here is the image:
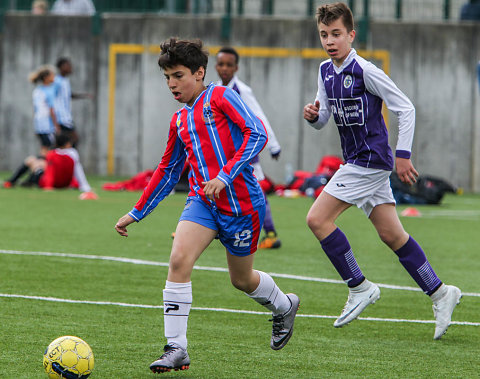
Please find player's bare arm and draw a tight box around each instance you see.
[303,100,320,122]
[395,157,419,185]
[115,213,135,237]
[202,177,226,201]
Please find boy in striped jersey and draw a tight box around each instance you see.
[114,38,299,373]
[303,2,460,339]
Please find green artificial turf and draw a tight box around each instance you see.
[1,175,478,378]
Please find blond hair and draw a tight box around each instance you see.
[28,65,56,84]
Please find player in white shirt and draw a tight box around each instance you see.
[216,46,282,249]
[29,65,59,157]
[53,57,92,147]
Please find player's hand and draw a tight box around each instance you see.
[303,100,320,122]
[271,150,281,160]
[115,214,135,237]
[395,157,419,185]
[202,177,226,201]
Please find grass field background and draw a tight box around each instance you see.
[1,174,479,378]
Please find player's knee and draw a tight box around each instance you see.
[168,251,192,276]
[378,229,405,249]
[230,275,252,292]
[306,210,327,233]
[24,156,36,166]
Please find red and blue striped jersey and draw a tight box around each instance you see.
[129,83,268,220]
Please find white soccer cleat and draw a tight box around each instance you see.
[432,285,462,340]
[334,280,380,328]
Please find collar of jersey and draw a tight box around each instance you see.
[183,82,214,110]
[331,48,357,75]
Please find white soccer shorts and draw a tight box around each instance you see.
[323,163,395,217]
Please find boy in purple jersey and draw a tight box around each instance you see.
[303,2,461,339]
[114,38,299,374]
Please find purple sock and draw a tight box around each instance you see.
[263,195,276,233]
[394,236,442,295]
[320,228,364,287]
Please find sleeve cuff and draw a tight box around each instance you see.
[128,210,141,222]
[307,116,319,124]
[216,171,231,187]
[395,150,411,159]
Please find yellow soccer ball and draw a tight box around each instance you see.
[43,336,94,378]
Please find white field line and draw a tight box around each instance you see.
[1,249,479,297]
[1,293,479,327]
[0,249,480,297]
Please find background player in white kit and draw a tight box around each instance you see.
[216,46,283,249]
[303,2,461,339]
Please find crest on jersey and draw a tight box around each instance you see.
[176,114,183,132]
[343,75,353,89]
[202,101,215,123]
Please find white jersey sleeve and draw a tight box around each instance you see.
[308,62,332,130]
[363,63,415,157]
[225,76,281,155]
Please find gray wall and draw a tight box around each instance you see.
[1,14,479,191]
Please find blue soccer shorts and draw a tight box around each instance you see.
[179,196,265,256]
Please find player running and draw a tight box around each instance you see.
[303,2,461,339]
[114,38,299,374]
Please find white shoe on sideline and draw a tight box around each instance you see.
[334,280,380,328]
[433,285,462,340]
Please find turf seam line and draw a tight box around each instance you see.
[1,293,478,326]
[1,249,479,297]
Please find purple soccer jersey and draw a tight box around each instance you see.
[320,59,393,170]
[310,49,416,171]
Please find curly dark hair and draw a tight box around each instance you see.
[158,37,208,78]
[316,2,354,32]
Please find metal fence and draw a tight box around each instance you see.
[0,0,468,21]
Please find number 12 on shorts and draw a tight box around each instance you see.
[234,229,252,247]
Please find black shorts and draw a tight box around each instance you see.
[59,124,75,132]
[36,133,55,148]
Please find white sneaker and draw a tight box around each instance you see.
[334,280,380,328]
[432,285,462,340]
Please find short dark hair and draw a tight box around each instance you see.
[158,37,208,77]
[217,46,239,64]
[316,2,354,32]
[56,57,71,69]
[55,132,71,148]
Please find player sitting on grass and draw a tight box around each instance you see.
[303,2,461,339]
[114,37,299,374]
[3,132,97,199]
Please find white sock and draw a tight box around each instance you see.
[430,283,447,303]
[350,278,371,293]
[246,270,291,316]
[163,281,192,350]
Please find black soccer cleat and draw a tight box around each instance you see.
[270,293,300,350]
[149,343,190,373]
